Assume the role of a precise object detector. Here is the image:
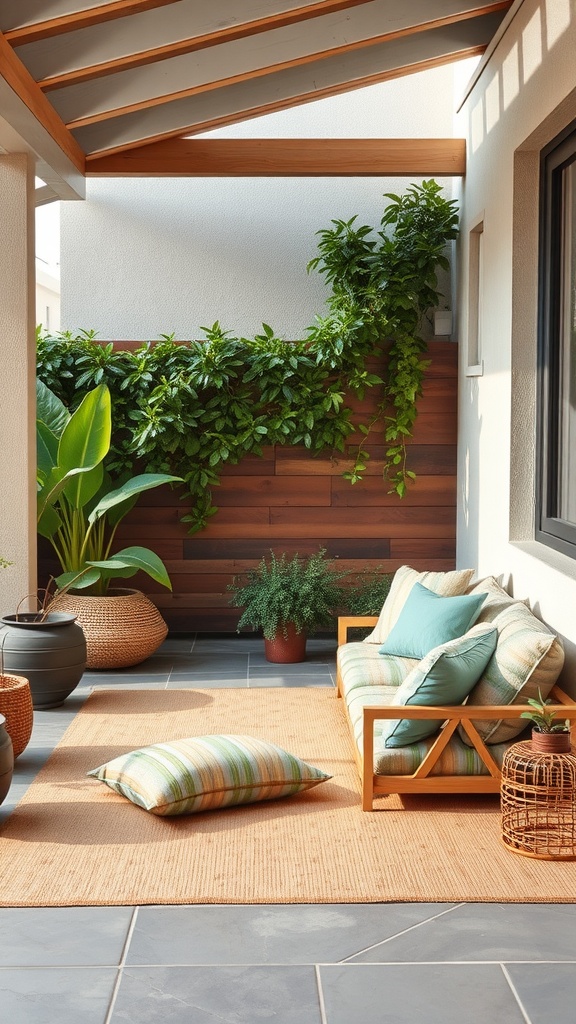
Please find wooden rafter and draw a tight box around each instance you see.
[2,1,179,46]
[86,137,467,177]
[39,1,512,92]
[0,31,85,173]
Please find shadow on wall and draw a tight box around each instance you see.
[459,376,482,573]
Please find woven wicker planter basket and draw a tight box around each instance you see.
[53,589,168,670]
[0,674,33,758]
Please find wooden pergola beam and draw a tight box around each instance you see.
[86,137,467,177]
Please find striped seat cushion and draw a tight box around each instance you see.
[338,641,416,700]
[88,735,331,816]
[374,731,513,777]
[344,682,518,775]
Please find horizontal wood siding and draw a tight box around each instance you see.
[39,341,458,632]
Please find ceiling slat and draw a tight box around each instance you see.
[38,0,383,91]
[39,1,511,93]
[52,5,508,129]
[74,11,503,156]
[2,2,179,46]
[86,136,467,176]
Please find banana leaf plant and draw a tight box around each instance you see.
[36,381,181,596]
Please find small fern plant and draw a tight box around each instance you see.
[229,549,349,640]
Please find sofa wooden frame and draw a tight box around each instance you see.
[337,616,576,811]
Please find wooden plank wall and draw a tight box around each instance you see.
[108,340,458,632]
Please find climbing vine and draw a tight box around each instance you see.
[36,180,458,531]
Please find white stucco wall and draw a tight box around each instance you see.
[456,0,576,671]
[60,65,457,341]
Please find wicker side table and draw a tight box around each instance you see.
[501,741,576,859]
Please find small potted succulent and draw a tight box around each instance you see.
[520,690,572,753]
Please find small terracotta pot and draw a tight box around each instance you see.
[531,729,572,754]
[264,624,307,664]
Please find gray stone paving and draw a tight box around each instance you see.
[0,635,574,1023]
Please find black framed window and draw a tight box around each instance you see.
[537,121,576,557]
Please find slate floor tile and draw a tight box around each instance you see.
[248,674,336,687]
[348,902,576,962]
[127,904,455,966]
[505,963,576,1022]
[82,673,170,686]
[111,966,322,1024]
[167,674,249,688]
[169,655,250,673]
[0,968,117,1024]
[319,964,527,1024]
[0,907,134,966]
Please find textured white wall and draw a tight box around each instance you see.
[456,0,576,671]
[0,154,37,612]
[61,65,457,341]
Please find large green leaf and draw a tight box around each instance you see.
[88,474,181,527]
[59,384,111,509]
[37,421,59,480]
[37,502,62,540]
[37,462,103,533]
[55,568,101,591]
[36,379,69,437]
[88,546,173,589]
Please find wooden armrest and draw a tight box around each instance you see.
[360,684,573,724]
[337,615,378,647]
[362,697,576,723]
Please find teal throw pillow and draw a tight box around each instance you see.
[381,624,498,748]
[378,582,486,660]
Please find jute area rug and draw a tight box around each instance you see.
[2,686,576,907]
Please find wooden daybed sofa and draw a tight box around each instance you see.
[336,567,576,811]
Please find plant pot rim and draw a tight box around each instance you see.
[1,612,78,629]
[0,673,30,687]
[59,587,142,602]
[532,728,571,735]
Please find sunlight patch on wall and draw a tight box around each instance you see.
[485,70,501,135]
[522,8,543,83]
[545,0,572,49]
[470,96,485,154]
[502,42,520,111]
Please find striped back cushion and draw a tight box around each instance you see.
[88,735,331,816]
[363,565,475,645]
[458,601,565,746]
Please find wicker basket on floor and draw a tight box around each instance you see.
[52,589,168,670]
[0,674,33,758]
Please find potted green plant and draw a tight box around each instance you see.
[32,381,181,670]
[520,690,572,753]
[229,549,349,663]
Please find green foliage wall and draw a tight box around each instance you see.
[37,180,458,532]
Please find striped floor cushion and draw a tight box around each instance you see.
[88,735,331,816]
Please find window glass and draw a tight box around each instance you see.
[537,122,576,555]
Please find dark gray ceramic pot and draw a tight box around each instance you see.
[0,613,87,709]
[0,714,14,805]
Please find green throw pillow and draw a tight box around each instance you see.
[381,624,499,748]
[379,583,486,660]
[88,734,331,816]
